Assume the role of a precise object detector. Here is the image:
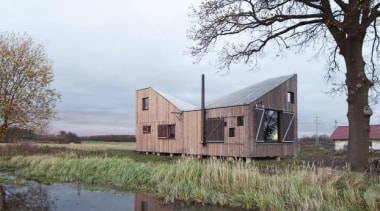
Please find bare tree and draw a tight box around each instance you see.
[188,0,380,171]
[0,32,60,142]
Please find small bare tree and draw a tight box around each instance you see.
[188,0,380,171]
[0,32,60,142]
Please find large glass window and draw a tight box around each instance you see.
[255,109,279,142]
[263,110,279,142]
[255,108,295,142]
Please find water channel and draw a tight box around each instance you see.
[0,181,241,211]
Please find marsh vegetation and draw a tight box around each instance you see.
[0,141,380,210]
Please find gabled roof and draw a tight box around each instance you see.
[143,74,295,111]
[155,89,197,111]
[330,125,380,140]
[206,74,296,109]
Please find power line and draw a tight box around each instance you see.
[313,116,321,145]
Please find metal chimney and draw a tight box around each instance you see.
[201,74,206,145]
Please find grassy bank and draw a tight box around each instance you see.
[0,143,380,210]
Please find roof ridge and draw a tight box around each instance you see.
[154,89,197,111]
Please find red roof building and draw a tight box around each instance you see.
[330,125,380,151]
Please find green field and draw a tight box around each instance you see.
[36,141,137,151]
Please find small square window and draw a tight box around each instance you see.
[287,92,294,104]
[142,97,149,110]
[143,125,151,134]
[237,116,244,126]
[229,128,235,137]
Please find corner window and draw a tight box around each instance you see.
[287,92,295,104]
[255,109,279,142]
[142,97,149,110]
[158,124,175,139]
[237,116,244,126]
[255,109,295,142]
[143,125,151,134]
[229,128,235,137]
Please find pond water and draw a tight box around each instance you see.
[0,182,241,211]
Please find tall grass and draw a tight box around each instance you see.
[152,159,380,210]
[0,155,379,210]
[1,154,152,190]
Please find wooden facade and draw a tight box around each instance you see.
[134,194,171,211]
[135,74,298,158]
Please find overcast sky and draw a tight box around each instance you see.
[0,0,377,136]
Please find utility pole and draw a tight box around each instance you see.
[313,116,321,145]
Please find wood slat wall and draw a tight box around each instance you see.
[135,88,184,153]
[249,75,297,157]
[135,75,297,158]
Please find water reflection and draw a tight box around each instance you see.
[0,183,53,211]
[0,183,240,211]
[136,194,239,211]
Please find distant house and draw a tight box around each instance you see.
[330,125,380,151]
[135,74,298,158]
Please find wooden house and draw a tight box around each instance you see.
[135,74,298,158]
[330,125,380,151]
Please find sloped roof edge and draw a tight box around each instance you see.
[206,74,296,109]
[155,89,198,111]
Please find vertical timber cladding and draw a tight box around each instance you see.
[136,88,150,152]
[136,74,297,158]
[135,88,184,154]
[251,75,297,157]
[155,90,184,154]
[182,110,202,155]
[203,106,248,157]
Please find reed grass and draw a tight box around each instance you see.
[0,154,379,210]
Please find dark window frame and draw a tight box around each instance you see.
[287,92,295,104]
[229,128,235,137]
[142,97,149,110]
[143,125,151,134]
[237,116,244,126]
[158,124,175,139]
[141,201,148,211]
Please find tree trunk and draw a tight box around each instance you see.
[0,123,7,142]
[343,37,371,172]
